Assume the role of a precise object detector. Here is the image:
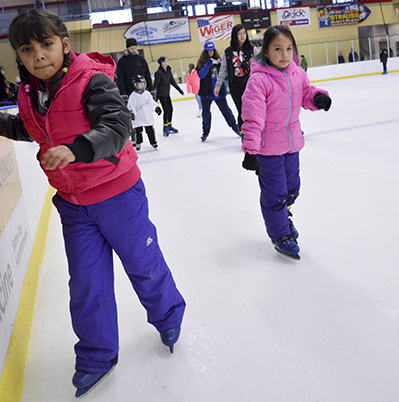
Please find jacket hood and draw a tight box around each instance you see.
[67,51,116,81]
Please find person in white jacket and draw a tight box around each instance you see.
[127,75,162,150]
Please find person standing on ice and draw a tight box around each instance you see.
[0,9,185,398]
[196,41,242,142]
[214,24,255,129]
[127,75,162,150]
[153,56,184,136]
[186,63,202,117]
[241,25,332,260]
[115,37,152,96]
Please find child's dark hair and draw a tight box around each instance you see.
[8,9,70,104]
[255,25,298,65]
[188,63,195,73]
[230,24,253,51]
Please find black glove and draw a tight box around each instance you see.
[130,111,135,120]
[155,106,162,115]
[150,90,157,100]
[179,89,184,95]
[242,153,260,175]
[314,93,332,111]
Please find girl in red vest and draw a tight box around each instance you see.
[0,9,185,398]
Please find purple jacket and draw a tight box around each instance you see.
[241,59,329,156]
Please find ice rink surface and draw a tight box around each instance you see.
[21,72,399,402]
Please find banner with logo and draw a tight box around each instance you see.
[197,14,234,43]
[124,18,191,45]
[0,137,22,237]
[277,7,310,26]
[0,135,32,369]
[318,3,370,28]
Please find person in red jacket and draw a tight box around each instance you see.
[0,9,185,398]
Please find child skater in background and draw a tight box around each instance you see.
[153,56,184,136]
[241,25,332,260]
[186,63,202,117]
[127,75,162,151]
[0,9,186,398]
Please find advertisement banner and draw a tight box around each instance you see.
[197,14,234,42]
[124,18,191,45]
[277,7,311,26]
[318,3,370,28]
[0,198,32,370]
[0,137,23,237]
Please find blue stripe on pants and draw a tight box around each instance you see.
[257,152,300,240]
[53,178,186,373]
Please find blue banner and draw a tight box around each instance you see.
[318,3,370,28]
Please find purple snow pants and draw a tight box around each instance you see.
[53,178,186,374]
[257,152,300,240]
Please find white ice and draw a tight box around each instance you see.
[20,73,399,402]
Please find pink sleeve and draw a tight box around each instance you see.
[241,75,267,154]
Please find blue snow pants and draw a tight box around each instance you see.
[257,152,300,240]
[53,178,186,374]
[201,96,239,135]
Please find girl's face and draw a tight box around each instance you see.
[237,28,247,46]
[17,35,70,83]
[265,33,293,69]
[161,59,168,69]
[207,49,215,58]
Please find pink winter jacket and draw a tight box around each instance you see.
[241,59,329,156]
[186,70,200,94]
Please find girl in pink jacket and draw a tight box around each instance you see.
[241,25,331,260]
[186,63,202,117]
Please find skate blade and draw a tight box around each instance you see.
[275,247,301,260]
[75,366,115,398]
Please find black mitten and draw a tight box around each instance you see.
[242,153,260,175]
[155,106,162,115]
[314,93,332,111]
[130,111,135,120]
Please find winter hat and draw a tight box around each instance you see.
[126,38,137,48]
[204,41,216,50]
[157,56,166,64]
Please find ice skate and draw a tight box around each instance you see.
[135,143,141,151]
[272,235,300,260]
[72,363,116,398]
[197,109,202,118]
[201,134,208,142]
[160,326,181,353]
[168,123,179,133]
[152,142,158,150]
[288,209,299,241]
[163,125,170,136]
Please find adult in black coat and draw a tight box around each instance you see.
[153,56,184,136]
[116,38,152,96]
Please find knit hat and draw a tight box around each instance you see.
[204,41,216,50]
[126,38,137,48]
[157,56,166,64]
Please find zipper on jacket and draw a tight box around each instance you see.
[282,70,293,151]
[262,126,266,148]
